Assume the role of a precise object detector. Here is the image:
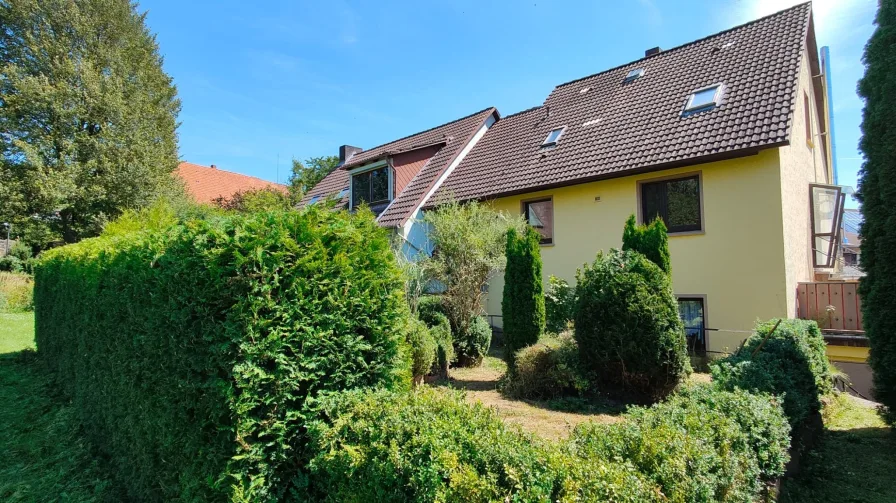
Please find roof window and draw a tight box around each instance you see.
[624,68,645,82]
[683,84,724,113]
[308,195,320,205]
[336,188,349,199]
[542,126,566,147]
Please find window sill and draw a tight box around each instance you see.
[667,229,705,237]
[539,242,555,247]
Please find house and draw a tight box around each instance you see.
[836,208,863,280]
[303,3,846,357]
[176,162,288,204]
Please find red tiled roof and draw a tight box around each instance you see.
[299,107,497,226]
[176,162,287,204]
[434,3,813,202]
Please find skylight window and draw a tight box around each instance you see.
[542,126,566,147]
[308,195,320,205]
[336,188,349,199]
[683,84,724,113]
[624,68,644,82]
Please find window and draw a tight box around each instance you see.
[351,166,390,208]
[804,92,813,148]
[640,174,702,233]
[624,68,645,82]
[308,195,320,205]
[336,188,349,199]
[684,84,723,113]
[677,297,706,355]
[542,126,566,147]
[522,198,554,245]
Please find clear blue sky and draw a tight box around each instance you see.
[140,0,875,208]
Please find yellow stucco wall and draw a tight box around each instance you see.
[484,149,789,354]
[826,345,869,364]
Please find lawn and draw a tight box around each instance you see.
[0,312,121,502]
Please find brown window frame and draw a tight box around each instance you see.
[521,196,554,246]
[637,172,704,235]
[676,295,708,356]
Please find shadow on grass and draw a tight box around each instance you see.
[779,425,896,503]
[0,350,123,502]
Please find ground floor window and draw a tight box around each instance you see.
[677,297,706,355]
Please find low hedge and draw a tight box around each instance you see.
[502,334,588,400]
[301,387,662,503]
[711,319,831,427]
[35,208,409,502]
[571,385,790,503]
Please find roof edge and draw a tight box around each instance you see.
[177,161,287,188]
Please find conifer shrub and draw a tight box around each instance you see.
[428,312,454,376]
[407,318,437,384]
[544,275,575,334]
[621,214,671,274]
[711,319,831,427]
[455,315,492,366]
[34,207,409,502]
[417,294,448,326]
[574,249,689,400]
[502,226,545,369]
[503,334,588,400]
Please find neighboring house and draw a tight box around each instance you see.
[176,162,288,204]
[303,4,846,357]
[836,208,863,280]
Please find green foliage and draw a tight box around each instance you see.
[7,241,31,262]
[0,272,33,312]
[544,275,575,334]
[572,385,790,503]
[621,215,671,274]
[301,387,662,503]
[428,312,454,376]
[34,207,409,501]
[406,318,437,381]
[455,316,492,367]
[857,0,896,425]
[0,256,23,273]
[574,249,690,401]
[501,227,545,369]
[0,0,182,247]
[503,334,588,400]
[711,319,831,427]
[213,187,292,213]
[423,200,524,364]
[393,243,429,315]
[417,295,447,326]
[288,156,340,202]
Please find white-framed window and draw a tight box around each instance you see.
[624,68,645,82]
[683,84,724,113]
[542,126,566,147]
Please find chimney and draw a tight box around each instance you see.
[339,145,363,164]
[210,164,217,169]
[645,47,661,57]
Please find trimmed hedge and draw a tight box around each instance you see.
[571,385,790,503]
[711,319,831,427]
[35,208,409,502]
[503,334,588,400]
[574,249,689,401]
[502,226,545,369]
[302,387,662,503]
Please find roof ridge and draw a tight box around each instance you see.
[555,2,811,89]
[351,106,496,156]
[178,162,286,187]
[498,105,543,120]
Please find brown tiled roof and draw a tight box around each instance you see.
[176,162,287,203]
[299,107,497,226]
[434,3,812,202]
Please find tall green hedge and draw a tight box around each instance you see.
[621,215,671,274]
[502,226,545,369]
[35,208,409,502]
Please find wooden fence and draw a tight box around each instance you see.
[797,282,863,331]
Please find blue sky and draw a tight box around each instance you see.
[141,0,875,208]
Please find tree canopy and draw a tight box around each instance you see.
[0,0,182,248]
[288,155,339,201]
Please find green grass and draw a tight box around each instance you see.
[0,312,121,502]
[780,393,896,503]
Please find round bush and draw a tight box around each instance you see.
[503,334,588,400]
[417,295,447,325]
[455,316,492,367]
[574,249,689,401]
[406,318,437,382]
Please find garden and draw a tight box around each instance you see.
[0,200,893,502]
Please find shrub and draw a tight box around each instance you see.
[545,275,575,334]
[428,312,454,377]
[417,294,447,326]
[0,272,34,312]
[571,384,790,502]
[711,319,831,427]
[455,316,492,367]
[302,387,662,503]
[7,241,32,262]
[407,318,437,383]
[0,255,22,273]
[35,207,409,502]
[621,214,671,274]
[574,249,689,401]
[502,226,545,369]
[503,334,588,400]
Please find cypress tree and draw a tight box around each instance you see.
[857,0,896,424]
[502,226,545,369]
[0,0,181,247]
[621,214,671,274]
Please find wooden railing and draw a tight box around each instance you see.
[797,282,863,331]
